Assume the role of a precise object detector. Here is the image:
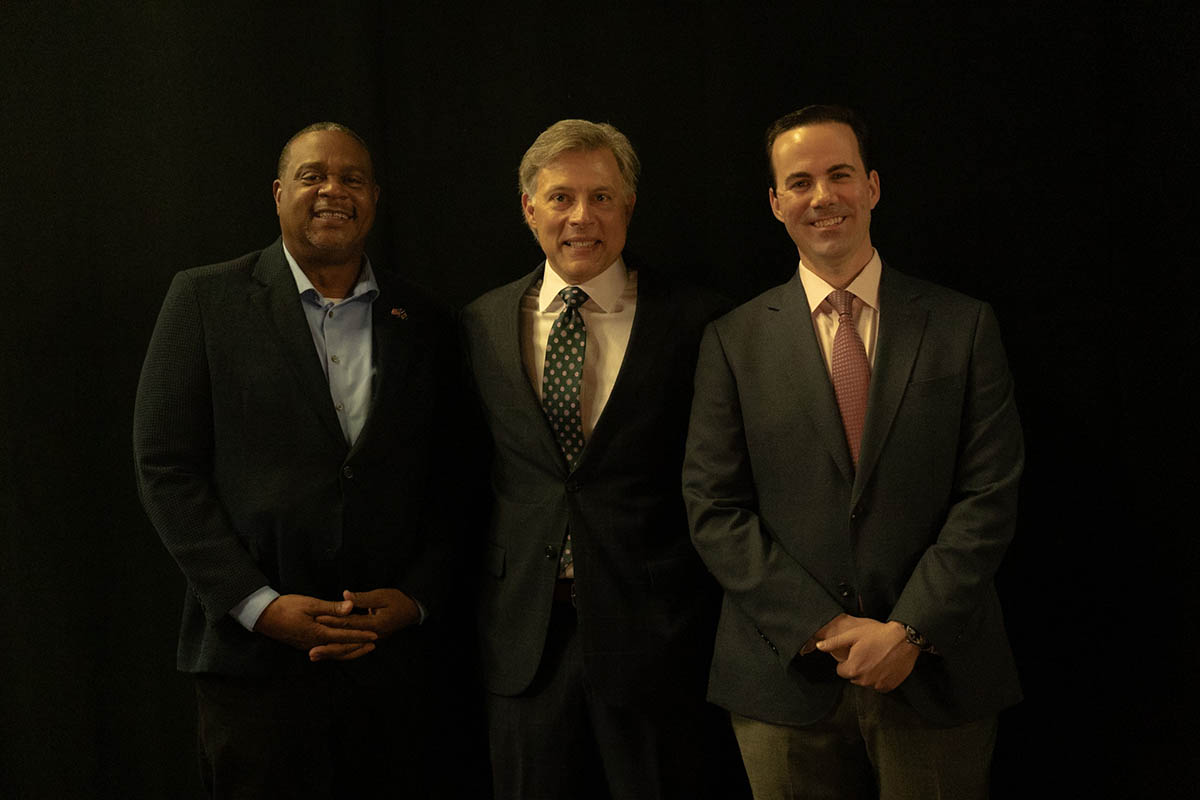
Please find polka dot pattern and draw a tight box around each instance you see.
[542,286,589,577]
[828,289,871,467]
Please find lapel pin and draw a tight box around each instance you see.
[390,307,408,320]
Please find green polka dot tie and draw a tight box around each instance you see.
[543,285,588,577]
[543,286,589,465]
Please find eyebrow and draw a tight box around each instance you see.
[542,183,618,195]
[292,161,369,176]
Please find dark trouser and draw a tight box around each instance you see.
[732,686,997,800]
[487,604,749,800]
[194,663,436,800]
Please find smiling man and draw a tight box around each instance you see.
[462,119,748,799]
[683,105,1024,799]
[134,122,469,797]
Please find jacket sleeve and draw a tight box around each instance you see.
[133,271,269,623]
[683,322,844,664]
[888,302,1024,652]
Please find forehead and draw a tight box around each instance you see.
[285,130,373,176]
[536,148,622,190]
[771,122,863,173]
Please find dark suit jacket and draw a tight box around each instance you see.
[683,266,1024,727]
[133,239,462,682]
[461,260,729,706]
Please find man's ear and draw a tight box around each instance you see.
[521,193,536,231]
[768,186,784,223]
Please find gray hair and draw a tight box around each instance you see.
[518,119,640,200]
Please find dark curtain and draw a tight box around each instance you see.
[3,2,1194,797]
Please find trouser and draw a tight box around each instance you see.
[732,685,997,800]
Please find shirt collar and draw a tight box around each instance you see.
[538,256,628,313]
[282,243,379,304]
[798,249,882,315]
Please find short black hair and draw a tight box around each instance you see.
[277,121,373,180]
[764,105,871,189]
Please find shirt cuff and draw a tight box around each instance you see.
[230,586,280,631]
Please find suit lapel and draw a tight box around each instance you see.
[249,241,345,447]
[769,274,856,483]
[349,272,417,457]
[577,267,660,467]
[852,267,927,505]
[500,265,570,473]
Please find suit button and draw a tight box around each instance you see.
[342,465,354,479]
[565,480,581,493]
[544,545,558,559]
[838,582,853,599]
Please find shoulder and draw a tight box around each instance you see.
[173,246,272,288]
[461,265,542,327]
[160,244,284,312]
[880,265,996,334]
[711,276,797,333]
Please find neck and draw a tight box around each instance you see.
[300,259,362,299]
[804,248,873,290]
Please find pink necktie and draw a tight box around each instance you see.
[828,289,871,467]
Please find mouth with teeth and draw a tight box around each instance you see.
[563,239,600,249]
[313,208,355,221]
[811,216,846,228]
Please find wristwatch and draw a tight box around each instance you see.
[901,623,936,653]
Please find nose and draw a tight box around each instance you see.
[318,176,349,196]
[569,198,593,224]
[812,178,835,206]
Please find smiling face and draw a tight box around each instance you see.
[521,148,635,285]
[273,129,379,268]
[769,122,880,284]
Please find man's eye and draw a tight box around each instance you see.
[300,173,322,184]
[551,194,568,203]
[345,175,365,186]
[595,193,610,202]
[791,181,809,191]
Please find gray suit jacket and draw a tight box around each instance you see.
[134,239,463,681]
[683,266,1023,726]
[462,261,729,705]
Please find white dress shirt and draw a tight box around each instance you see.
[520,257,638,438]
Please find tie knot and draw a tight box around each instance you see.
[828,289,856,318]
[560,286,589,309]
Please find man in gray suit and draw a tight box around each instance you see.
[683,105,1023,798]
[134,122,467,797]
[462,119,746,799]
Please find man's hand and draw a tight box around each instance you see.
[252,594,378,659]
[802,613,864,659]
[309,589,421,661]
[816,619,918,692]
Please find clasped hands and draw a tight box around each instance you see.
[802,613,919,693]
[253,589,421,662]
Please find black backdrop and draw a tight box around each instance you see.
[3,3,1196,797]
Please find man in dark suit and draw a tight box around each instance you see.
[462,119,747,799]
[683,105,1024,798]
[134,122,467,797]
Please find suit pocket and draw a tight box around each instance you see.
[904,372,964,397]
